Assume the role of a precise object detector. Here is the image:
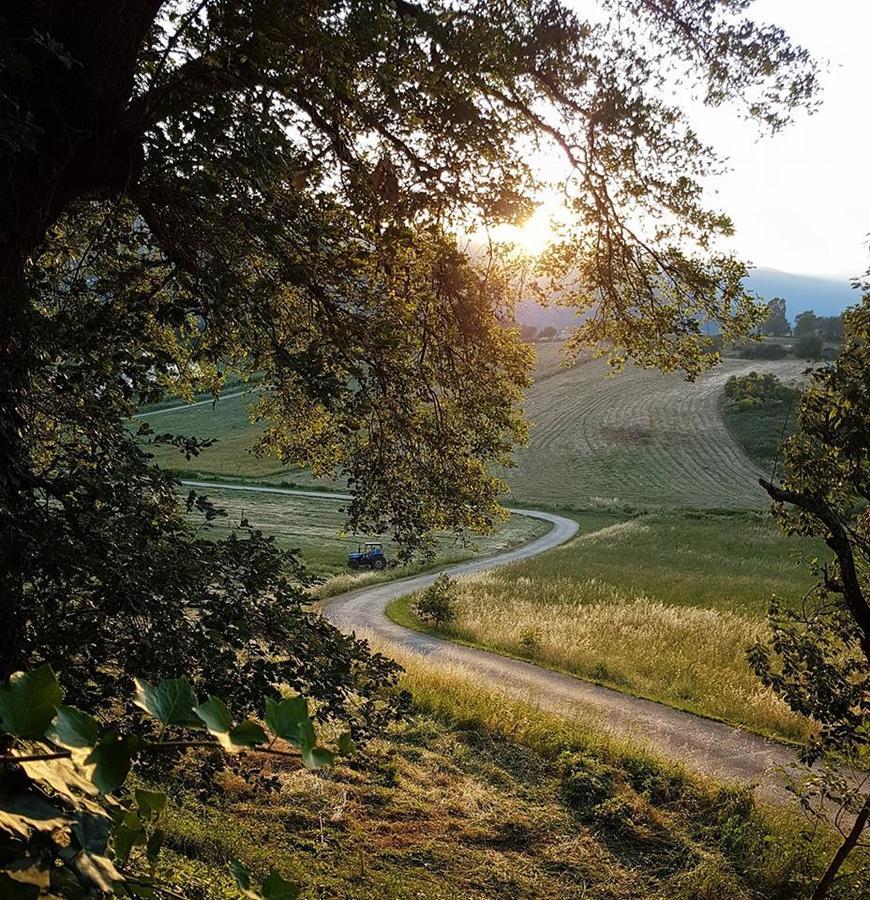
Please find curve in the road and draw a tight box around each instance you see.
[182,479,807,806]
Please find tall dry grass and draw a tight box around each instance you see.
[442,568,810,743]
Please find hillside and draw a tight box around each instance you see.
[139,348,803,510]
[504,346,803,509]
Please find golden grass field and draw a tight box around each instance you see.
[391,510,824,744]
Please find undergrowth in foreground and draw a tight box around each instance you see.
[156,656,865,899]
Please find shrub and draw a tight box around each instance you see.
[413,574,458,629]
[793,332,824,360]
[724,371,795,409]
[0,666,351,897]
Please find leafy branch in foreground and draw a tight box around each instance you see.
[0,666,352,897]
[751,294,870,900]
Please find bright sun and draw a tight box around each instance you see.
[489,204,557,256]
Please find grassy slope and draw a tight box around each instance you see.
[155,659,864,900]
[186,485,550,593]
[504,347,805,509]
[138,348,804,508]
[720,397,798,473]
[389,508,823,743]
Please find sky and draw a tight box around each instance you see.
[697,0,870,279]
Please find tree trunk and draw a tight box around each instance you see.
[812,795,870,900]
[0,2,160,679]
[0,270,32,680]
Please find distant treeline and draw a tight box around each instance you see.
[519,324,560,342]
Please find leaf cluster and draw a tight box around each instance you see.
[0,666,350,897]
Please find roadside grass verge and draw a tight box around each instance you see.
[153,652,865,899]
[388,508,824,744]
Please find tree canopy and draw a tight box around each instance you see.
[0,2,817,690]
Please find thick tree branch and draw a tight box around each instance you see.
[760,477,870,663]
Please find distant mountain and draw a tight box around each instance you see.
[517,267,860,331]
[745,268,859,323]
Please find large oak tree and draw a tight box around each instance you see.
[0,2,815,697]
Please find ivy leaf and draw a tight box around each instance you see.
[261,871,299,900]
[301,746,334,770]
[146,827,165,866]
[133,677,201,728]
[194,697,267,752]
[229,858,252,890]
[230,719,268,749]
[337,732,356,756]
[264,697,315,750]
[47,705,99,751]
[84,734,140,794]
[0,666,62,739]
[113,811,147,864]
[72,811,111,855]
[135,789,167,822]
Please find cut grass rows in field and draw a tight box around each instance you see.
[139,347,806,509]
[391,508,824,744]
[504,350,806,509]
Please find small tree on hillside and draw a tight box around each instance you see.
[751,295,870,900]
[539,325,559,341]
[794,310,821,337]
[414,574,459,629]
[761,297,791,336]
[794,332,824,360]
[520,323,538,343]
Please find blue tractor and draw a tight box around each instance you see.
[347,542,388,570]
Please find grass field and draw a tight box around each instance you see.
[154,656,862,899]
[186,485,550,594]
[389,507,824,743]
[151,350,824,740]
[138,348,805,509]
[504,347,805,508]
[720,390,800,473]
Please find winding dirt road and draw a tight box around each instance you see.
[185,480,812,806]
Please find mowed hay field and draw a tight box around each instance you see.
[506,345,805,508]
[138,346,804,508]
[185,485,550,592]
[392,508,824,743]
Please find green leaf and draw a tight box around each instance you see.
[337,732,356,756]
[0,666,62,739]
[264,697,315,750]
[146,827,164,866]
[112,812,148,864]
[193,695,232,734]
[229,858,252,890]
[0,874,39,900]
[135,788,167,822]
[134,677,201,728]
[47,705,99,751]
[113,811,146,864]
[195,697,267,752]
[84,734,140,794]
[261,871,299,900]
[72,811,111,855]
[301,746,334,770]
[230,719,268,748]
